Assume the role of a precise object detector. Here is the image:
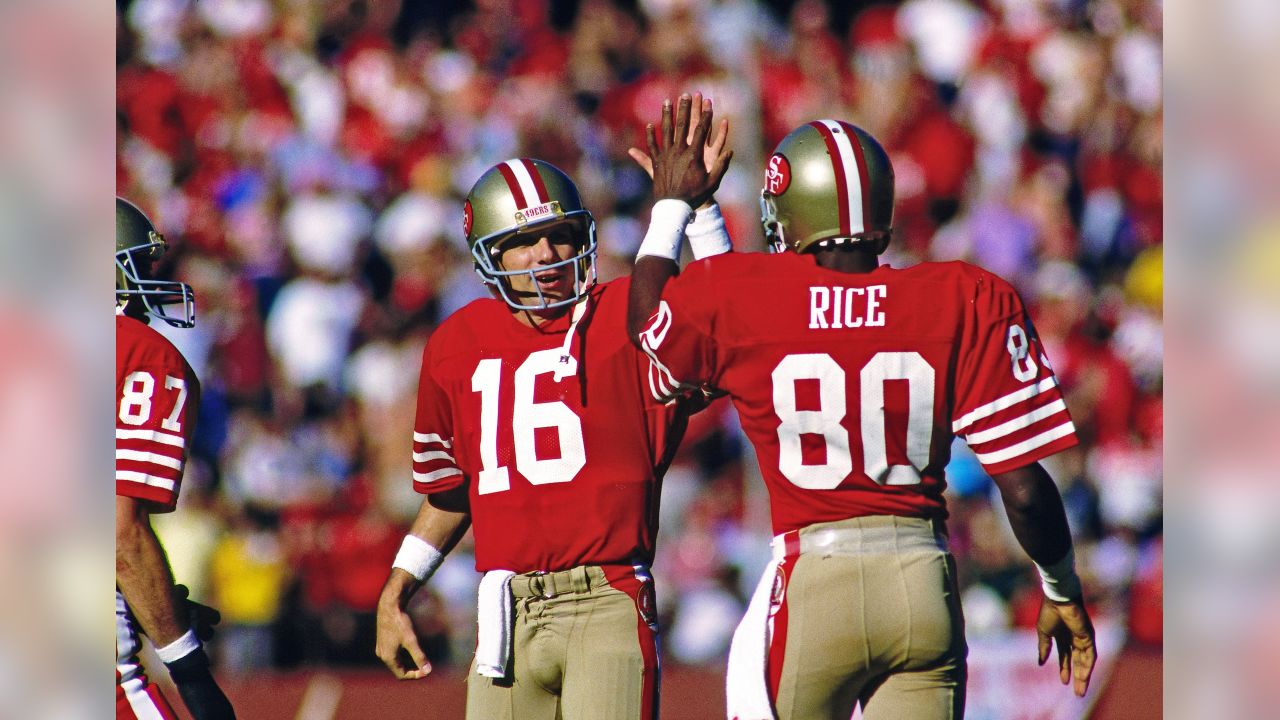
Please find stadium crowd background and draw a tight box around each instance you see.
[116,0,1163,677]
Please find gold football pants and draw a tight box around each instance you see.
[466,565,659,720]
[768,515,968,720]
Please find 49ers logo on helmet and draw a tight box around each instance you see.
[765,153,791,195]
[463,200,474,237]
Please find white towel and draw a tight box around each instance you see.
[475,569,516,678]
[725,556,782,720]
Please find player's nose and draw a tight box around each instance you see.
[531,236,556,262]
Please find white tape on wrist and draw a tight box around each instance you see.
[636,199,694,262]
[393,535,444,583]
[1035,548,1083,602]
[155,628,201,664]
[688,202,731,259]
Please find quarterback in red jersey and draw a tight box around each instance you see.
[630,121,1097,719]
[375,95,732,720]
[115,198,236,720]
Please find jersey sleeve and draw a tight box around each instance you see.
[412,339,465,494]
[952,272,1079,475]
[638,259,722,402]
[115,361,200,512]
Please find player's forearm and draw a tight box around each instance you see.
[116,509,186,645]
[383,489,472,606]
[415,490,472,555]
[990,463,1074,567]
[628,255,679,345]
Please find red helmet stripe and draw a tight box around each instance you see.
[519,158,551,204]
[840,122,873,231]
[808,121,851,236]
[496,161,530,209]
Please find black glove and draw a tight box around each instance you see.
[174,583,222,642]
[164,647,237,720]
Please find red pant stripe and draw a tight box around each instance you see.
[766,554,797,712]
[604,565,661,720]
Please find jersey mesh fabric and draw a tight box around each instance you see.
[412,278,691,573]
[641,253,1078,535]
[116,315,200,511]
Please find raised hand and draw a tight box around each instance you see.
[1036,596,1098,697]
[635,92,733,208]
[628,92,731,186]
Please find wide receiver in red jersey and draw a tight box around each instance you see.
[629,120,1098,720]
[116,197,236,720]
[375,96,732,720]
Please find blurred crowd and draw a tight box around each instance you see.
[117,0,1162,672]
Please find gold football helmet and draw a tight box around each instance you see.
[464,158,597,310]
[760,120,895,254]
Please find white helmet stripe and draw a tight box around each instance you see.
[504,159,544,210]
[816,120,865,235]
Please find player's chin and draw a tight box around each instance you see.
[510,286,570,307]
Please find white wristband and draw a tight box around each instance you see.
[687,202,731,259]
[393,534,445,582]
[636,199,694,262]
[155,628,201,664]
[1035,548,1083,602]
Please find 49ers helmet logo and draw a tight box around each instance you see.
[463,200,474,237]
[765,153,791,195]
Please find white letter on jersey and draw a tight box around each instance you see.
[119,371,156,426]
[772,354,853,489]
[1006,324,1039,382]
[513,349,587,485]
[808,287,830,329]
[860,352,934,485]
[643,301,674,349]
[844,288,865,328]
[472,359,512,494]
[865,285,887,327]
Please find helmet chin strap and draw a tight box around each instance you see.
[552,294,590,382]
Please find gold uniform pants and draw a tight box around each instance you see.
[467,565,659,720]
[768,516,968,720]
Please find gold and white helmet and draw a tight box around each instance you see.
[464,158,597,310]
[760,120,895,254]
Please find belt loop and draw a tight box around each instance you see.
[570,566,591,593]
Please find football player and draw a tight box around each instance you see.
[628,121,1098,719]
[375,95,731,720]
[116,197,237,720]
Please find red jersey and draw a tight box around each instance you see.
[641,253,1078,535]
[115,314,200,511]
[411,278,691,574]
[116,313,200,715]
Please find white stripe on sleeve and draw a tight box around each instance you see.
[413,432,453,447]
[115,428,185,448]
[413,467,463,484]
[413,450,457,464]
[964,399,1068,445]
[953,376,1059,433]
[973,422,1076,466]
[116,470,177,491]
[115,449,183,470]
